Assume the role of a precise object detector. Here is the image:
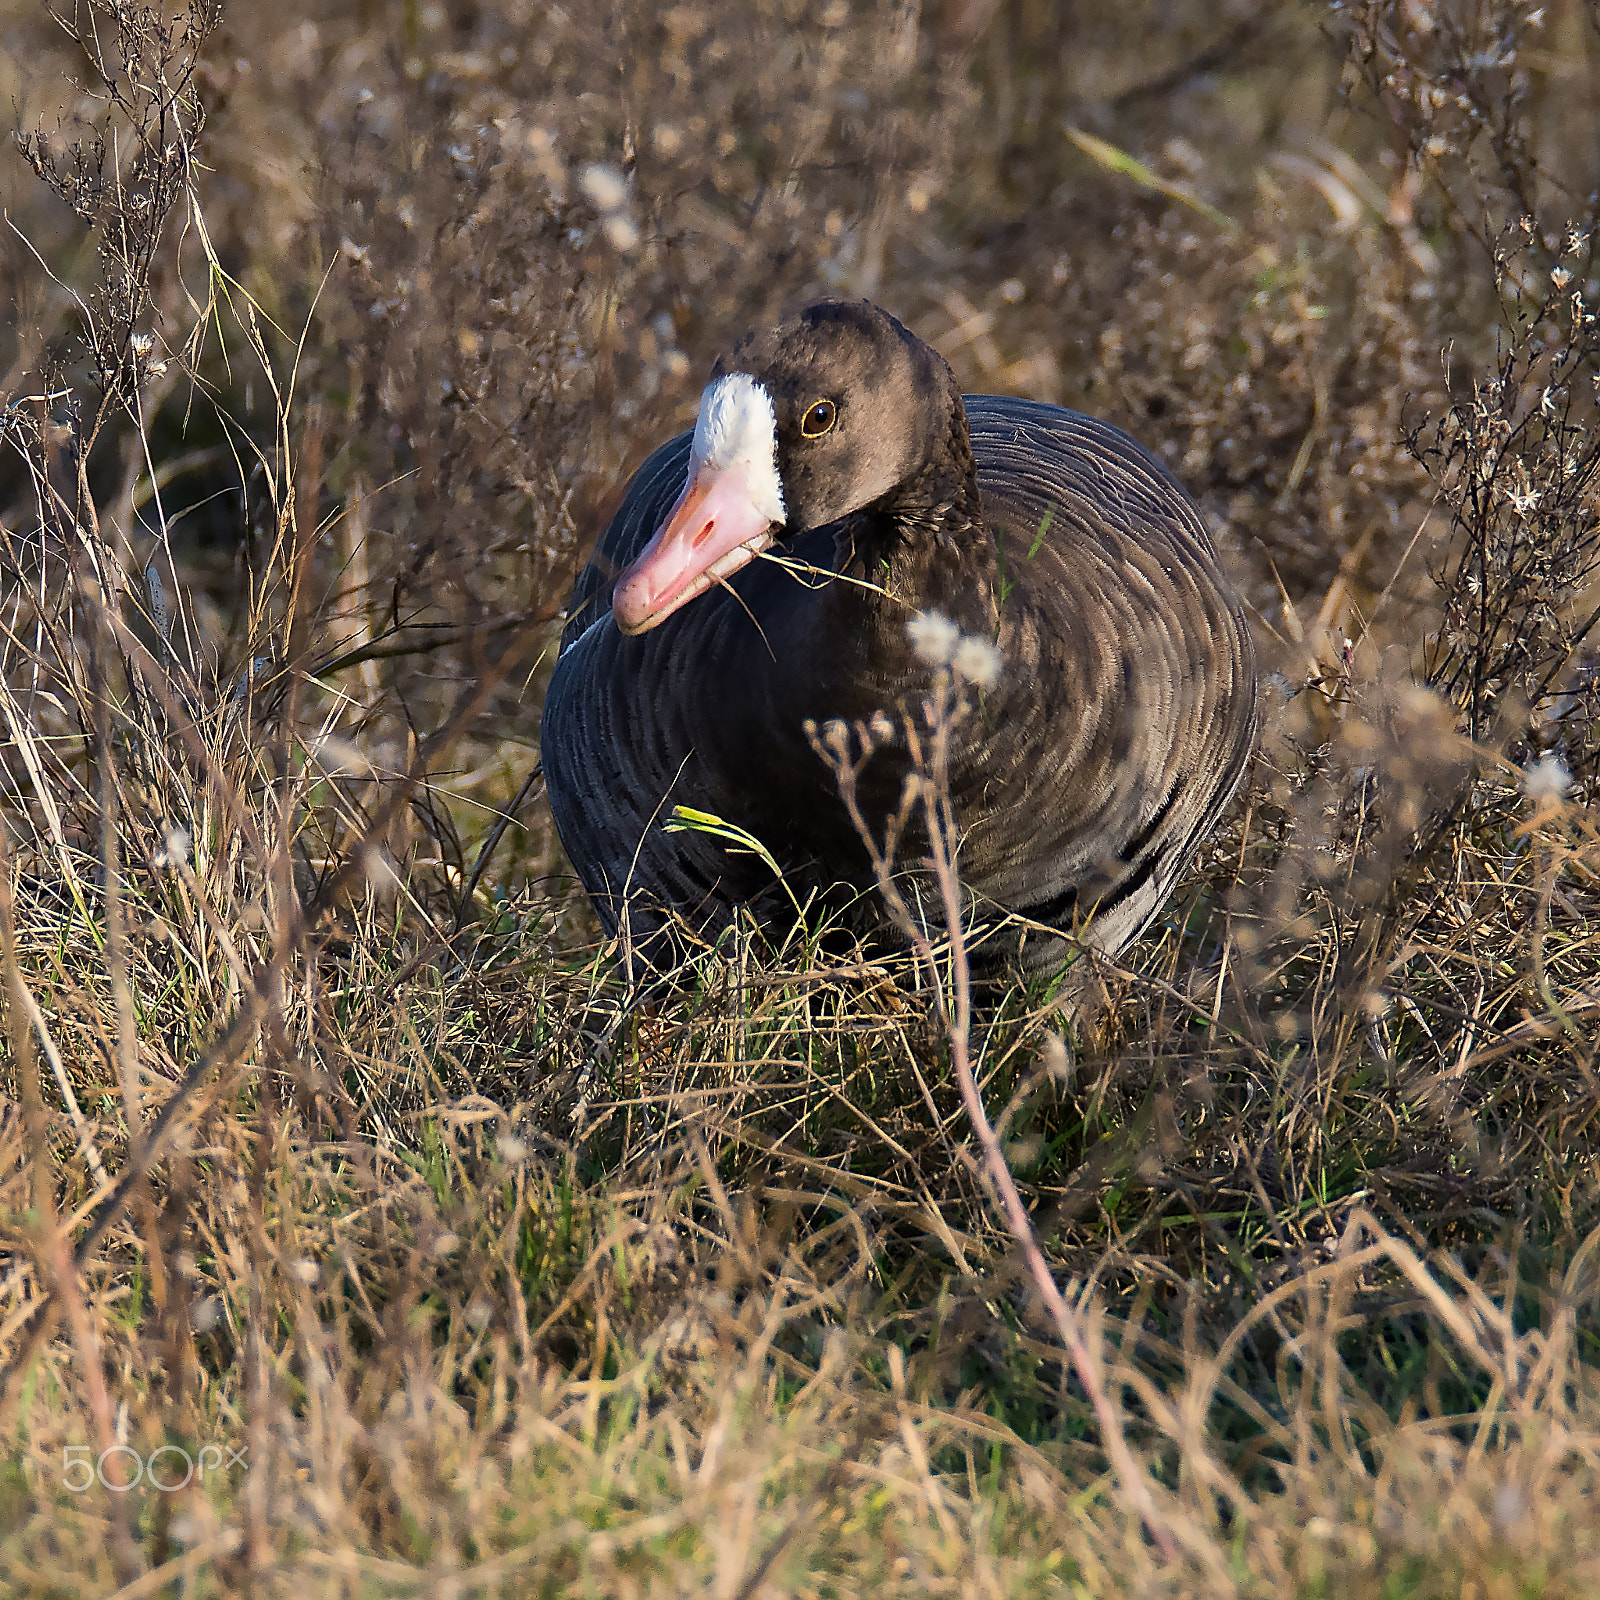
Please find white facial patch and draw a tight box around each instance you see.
[691,373,785,523]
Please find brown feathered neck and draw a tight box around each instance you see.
[837,384,998,644]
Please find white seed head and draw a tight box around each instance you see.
[362,845,401,891]
[310,735,371,776]
[907,609,959,666]
[1522,753,1570,803]
[1039,1030,1073,1084]
[601,212,639,252]
[578,163,629,212]
[153,826,191,870]
[953,633,1003,689]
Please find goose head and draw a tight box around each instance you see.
[611,300,966,635]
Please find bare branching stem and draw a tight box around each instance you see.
[814,672,1183,1564]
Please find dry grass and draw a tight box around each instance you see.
[2,0,1600,1594]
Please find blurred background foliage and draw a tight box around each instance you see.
[0,0,1563,851]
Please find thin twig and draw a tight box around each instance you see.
[812,669,1183,1563]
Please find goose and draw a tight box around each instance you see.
[541,299,1257,976]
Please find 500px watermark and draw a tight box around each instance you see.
[59,1442,248,1492]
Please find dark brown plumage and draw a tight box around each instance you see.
[542,300,1257,973]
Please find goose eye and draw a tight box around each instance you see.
[799,398,837,438]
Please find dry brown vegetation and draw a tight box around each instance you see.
[3,0,1600,1594]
